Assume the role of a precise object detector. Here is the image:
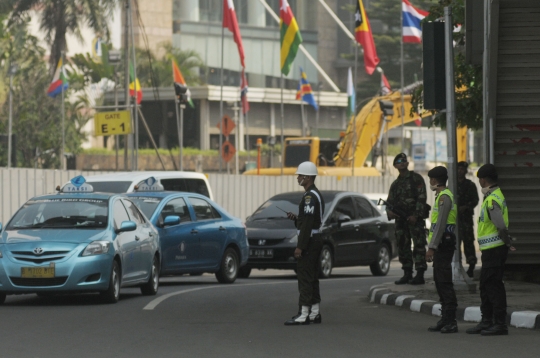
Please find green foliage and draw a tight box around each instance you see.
[410,0,483,130]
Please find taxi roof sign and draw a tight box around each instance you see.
[61,176,94,192]
[135,177,164,192]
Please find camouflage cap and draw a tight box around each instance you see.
[393,153,408,165]
[457,161,469,169]
[477,163,497,179]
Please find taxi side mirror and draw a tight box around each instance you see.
[116,221,137,233]
[163,215,181,227]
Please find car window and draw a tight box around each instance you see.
[354,197,375,218]
[329,197,355,223]
[123,199,146,224]
[128,196,163,218]
[161,178,210,198]
[188,197,219,221]
[160,198,192,224]
[113,200,131,229]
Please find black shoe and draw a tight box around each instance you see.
[395,270,413,285]
[409,270,425,285]
[284,316,310,326]
[466,320,493,334]
[481,324,508,336]
[441,320,458,333]
[467,264,475,278]
[310,314,322,324]
[428,319,445,332]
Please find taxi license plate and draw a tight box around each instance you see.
[250,249,273,258]
[21,267,55,278]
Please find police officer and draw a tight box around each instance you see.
[457,161,480,277]
[387,153,428,285]
[425,166,458,333]
[284,161,325,326]
[466,164,515,336]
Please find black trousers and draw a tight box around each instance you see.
[480,266,507,323]
[433,245,457,313]
[297,237,323,307]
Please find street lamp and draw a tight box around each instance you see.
[7,63,18,169]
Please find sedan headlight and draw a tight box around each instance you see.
[82,241,111,256]
[288,235,298,244]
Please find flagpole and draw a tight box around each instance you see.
[300,100,306,137]
[61,51,65,171]
[280,73,284,176]
[400,1,405,153]
[219,8,225,174]
[352,46,358,177]
[129,0,138,170]
[123,0,130,171]
[245,111,250,163]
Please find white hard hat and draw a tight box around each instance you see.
[295,161,318,176]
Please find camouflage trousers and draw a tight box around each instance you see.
[459,216,478,265]
[395,218,427,271]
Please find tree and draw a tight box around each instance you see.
[7,0,116,74]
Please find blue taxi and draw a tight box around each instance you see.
[126,177,249,283]
[0,176,160,304]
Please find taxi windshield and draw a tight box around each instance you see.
[6,198,109,230]
[128,196,163,218]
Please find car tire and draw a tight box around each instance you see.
[0,292,6,304]
[238,266,251,278]
[141,255,160,296]
[215,248,239,284]
[319,245,333,279]
[101,260,121,304]
[370,243,391,276]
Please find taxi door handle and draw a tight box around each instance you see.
[191,229,198,234]
[135,236,141,241]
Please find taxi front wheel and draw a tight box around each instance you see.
[101,260,121,304]
[0,292,6,304]
[215,248,239,284]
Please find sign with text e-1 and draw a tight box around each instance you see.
[94,111,132,136]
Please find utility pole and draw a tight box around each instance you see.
[7,64,17,169]
[123,0,131,171]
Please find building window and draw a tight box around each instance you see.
[200,0,221,23]
[233,0,249,24]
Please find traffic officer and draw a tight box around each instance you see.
[284,161,325,326]
[387,153,428,285]
[425,166,458,334]
[457,161,480,277]
[466,164,515,336]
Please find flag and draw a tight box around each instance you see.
[92,37,103,63]
[381,73,391,95]
[47,58,69,98]
[240,69,249,114]
[355,0,380,75]
[415,117,422,126]
[223,0,245,68]
[172,59,194,108]
[347,68,355,118]
[402,0,429,43]
[295,67,318,110]
[280,0,303,76]
[129,63,142,104]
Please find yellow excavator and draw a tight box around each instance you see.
[243,90,467,176]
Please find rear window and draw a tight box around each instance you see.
[161,178,210,198]
[89,181,132,193]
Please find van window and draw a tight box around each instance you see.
[90,181,132,193]
[161,178,210,198]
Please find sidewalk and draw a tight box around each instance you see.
[368,272,540,330]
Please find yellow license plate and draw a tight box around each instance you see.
[21,267,55,278]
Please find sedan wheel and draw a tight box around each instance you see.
[319,245,333,279]
[215,248,239,284]
[0,292,6,304]
[370,244,390,276]
[101,260,121,304]
[141,255,159,295]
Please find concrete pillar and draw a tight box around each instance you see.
[177,0,199,21]
[200,99,210,150]
[248,0,265,26]
[270,103,276,138]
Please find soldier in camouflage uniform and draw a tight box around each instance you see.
[457,161,479,277]
[386,153,428,285]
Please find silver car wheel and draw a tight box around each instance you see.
[224,253,237,279]
[378,246,390,273]
[112,266,120,300]
[319,246,333,278]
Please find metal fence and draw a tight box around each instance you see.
[1,168,481,225]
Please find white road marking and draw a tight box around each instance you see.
[144,277,376,310]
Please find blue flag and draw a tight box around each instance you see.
[295,67,318,111]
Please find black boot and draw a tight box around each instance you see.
[481,317,508,336]
[466,319,493,334]
[428,318,446,332]
[409,270,425,285]
[394,269,413,285]
[467,263,475,278]
[440,310,458,333]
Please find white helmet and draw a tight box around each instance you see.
[295,161,318,176]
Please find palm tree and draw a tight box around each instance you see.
[8,0,117,74]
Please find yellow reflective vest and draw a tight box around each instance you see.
[477,188,509,251]
[428,188,457,244]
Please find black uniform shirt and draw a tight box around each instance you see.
[296,184,325,250]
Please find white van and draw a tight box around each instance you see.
[84,171,214,200]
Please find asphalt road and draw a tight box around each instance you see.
[1,261,538,358]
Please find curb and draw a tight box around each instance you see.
[368,285,540,330]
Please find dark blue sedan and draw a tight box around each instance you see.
[125,181,248,284]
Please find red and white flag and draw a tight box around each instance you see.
[240,69,250,114]
[381,74,391,95]
[223,0,245,68]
